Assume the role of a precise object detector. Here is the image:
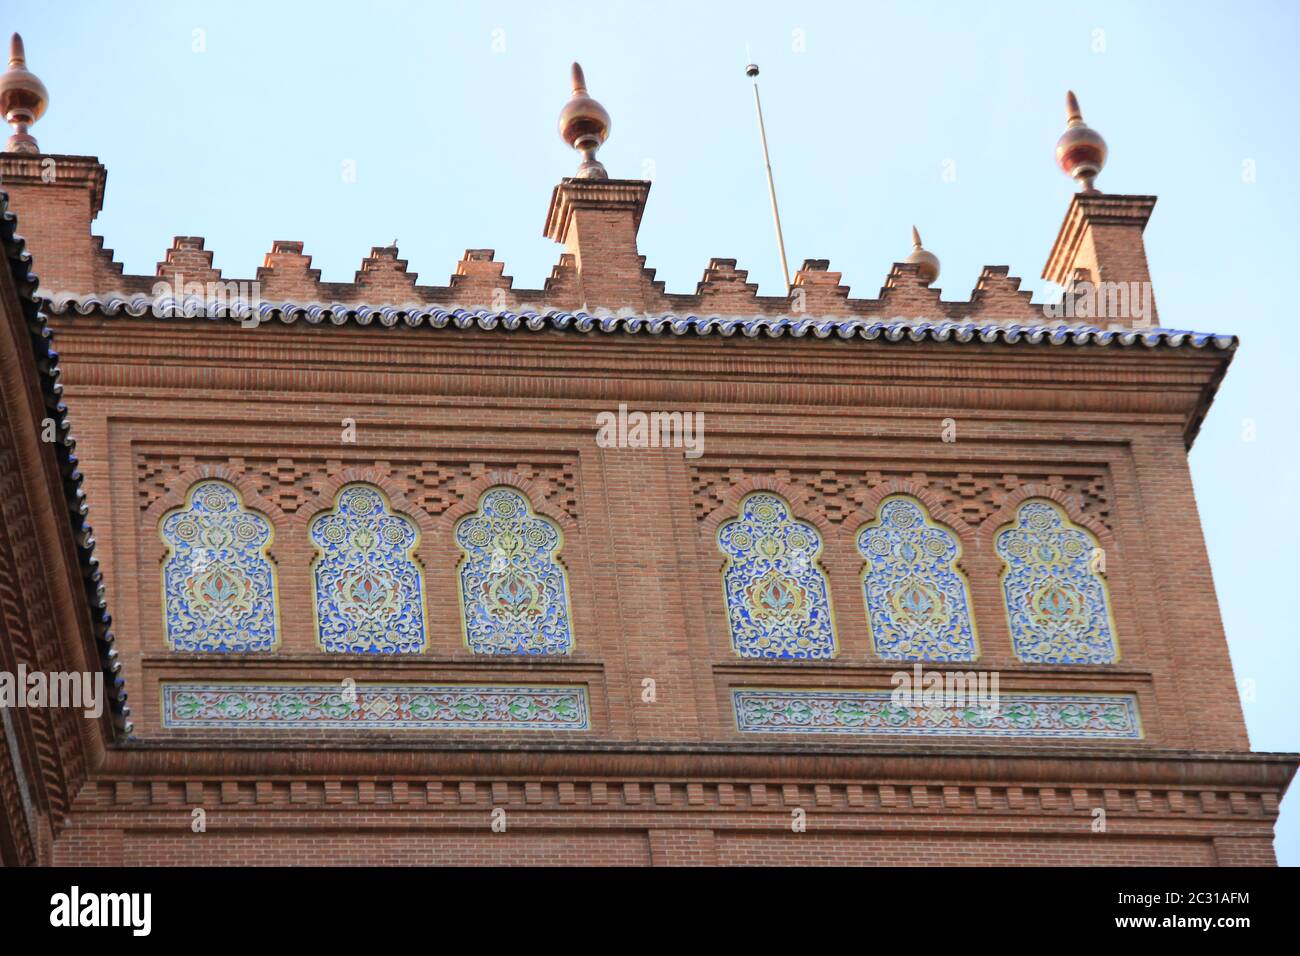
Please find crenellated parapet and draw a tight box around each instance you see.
[0,51,1165,329]
[9,227,1133,325]
[0,198,1084,324]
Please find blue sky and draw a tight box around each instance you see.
[10,0,1299,864]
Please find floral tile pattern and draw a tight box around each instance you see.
[310,484,425,654]
[857,495,978,661]
[717,493,837,659]
[160,481,278,652]
[733,688,1141,738]
[996,500,1117,664]
[455,486,573,655]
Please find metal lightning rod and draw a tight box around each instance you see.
[744,61,792,295]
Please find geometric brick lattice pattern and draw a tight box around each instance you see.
[691,463,1111,530]
[136,450,581,523]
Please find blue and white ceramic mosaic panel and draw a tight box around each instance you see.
[455,487,573,655]
[996,500,1117,664]
[160,481,278,652]
[309,484,426,654]
[857,496,978,662]
[717,493,837,659]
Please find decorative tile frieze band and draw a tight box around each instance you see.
[733,688,1141,739]
[162,682,590,730]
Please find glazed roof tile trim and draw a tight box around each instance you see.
[1,195,129,737]
[43,293,1237,352]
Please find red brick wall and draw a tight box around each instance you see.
[18,311,1282,865]
[713,832,1218,866]
[47,808,1276,866]
[43,318,1249,750]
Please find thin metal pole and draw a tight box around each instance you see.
[746,64,792,295]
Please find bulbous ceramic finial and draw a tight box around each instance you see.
[558,62,611,179]
[0,34,49,153]
[1055,90,1108,193]
[905,225,940,285]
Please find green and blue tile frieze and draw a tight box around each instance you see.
[162,682,590,730]
[733,688,1141,739]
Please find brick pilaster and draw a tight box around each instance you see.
[543,177,659,312]
[1042,193,1159,325]
[0,152,121,295]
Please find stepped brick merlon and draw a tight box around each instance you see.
[448,249,513,307]
[791,259,851,315]
[354,244,418,302]
[695,258,760,313]
[156,236,220,287]
[256,240,322,301]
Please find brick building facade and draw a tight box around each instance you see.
[0,39,1294,866]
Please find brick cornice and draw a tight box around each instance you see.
[1043,193,1158,288]
[543,178,651,245]
[89,744,1298,795]
[0,153,108,214]
[48,321,1228,430]
[68,780,1289,840]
